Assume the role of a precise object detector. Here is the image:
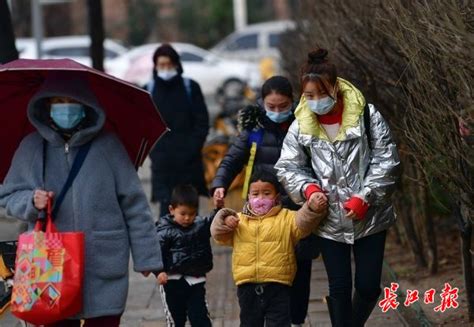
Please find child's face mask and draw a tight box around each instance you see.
[248,180,279,215]
[249,197,275,215]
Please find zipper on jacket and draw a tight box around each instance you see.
[64,142,70,154]
[256,219,260,281]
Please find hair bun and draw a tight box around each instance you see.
[308,49,329,64]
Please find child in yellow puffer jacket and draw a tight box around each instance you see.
[211,167,327,326]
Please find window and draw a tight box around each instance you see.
[45,47,89,57]
[225,33,258,51]
[269,33,281,48]
[104,49,120,59]
[180,51,204,62]
[45,47,119,59]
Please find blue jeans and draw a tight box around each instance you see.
[318,230,387,305]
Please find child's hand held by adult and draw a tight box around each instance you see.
[224,215,239,229]
[157,272,168,285]
[308,192,328,213]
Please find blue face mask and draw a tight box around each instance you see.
[50,103,85,130]
[265,108,292,123]
[307,97,336,115]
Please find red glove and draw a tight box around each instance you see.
[343,196,369,220]
[304,184,323,200]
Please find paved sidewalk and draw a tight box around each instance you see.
[121,249,405,327]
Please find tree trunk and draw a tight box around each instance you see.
[423,201,438,274]
[407,210,428,268]
[87,0,104,71]
[0,1,19,64]
[456,202,473,322]
[398,159,427,268]
[415,166,438,274]
[272,0,291,19]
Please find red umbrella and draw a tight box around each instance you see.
[0,58,168,183]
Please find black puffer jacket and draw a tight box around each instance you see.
[148,73,209,201]
[156,214,214,276]
[211,104,298,209]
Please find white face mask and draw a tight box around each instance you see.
[158,69,178,81]
[307,96,336,115]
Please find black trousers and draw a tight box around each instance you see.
[317,230,387,316]
[237,282,291,327]
[161,279,212,327]
[290,259,313,324]
[159,198,171,218]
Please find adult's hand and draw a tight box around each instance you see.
[213,188,226,208]
[345,210,358,219]
[308,192,328,213]
[343,195,369,220]
[33,189,54,210]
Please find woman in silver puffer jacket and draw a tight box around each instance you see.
[275,49,401,326]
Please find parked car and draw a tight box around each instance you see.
[210,20,295,63]
[107,42,262,96]
[15,36,128,71]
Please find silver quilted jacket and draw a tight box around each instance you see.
[275,78,400,244]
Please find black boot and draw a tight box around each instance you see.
[352,289,381,327]
[325,296,352,326]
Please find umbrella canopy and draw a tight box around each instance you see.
[0,58,167,183]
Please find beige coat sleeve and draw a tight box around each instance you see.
[293,202,328,240]
[210,208,238,246]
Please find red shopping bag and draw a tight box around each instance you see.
[11,199,84,325]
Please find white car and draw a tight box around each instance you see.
[15,36,128,71]
[211,20,296,63]
[107,42,262,96]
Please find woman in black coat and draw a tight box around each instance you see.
[211,76,318,326]
[148,44,209,217]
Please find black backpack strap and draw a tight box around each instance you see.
[364,103,372,150]
[52,142,92,217]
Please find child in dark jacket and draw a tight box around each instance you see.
[156,184,214,327]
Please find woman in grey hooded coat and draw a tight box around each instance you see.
[0,75,163,326]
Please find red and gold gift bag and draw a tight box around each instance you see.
[11,199,84,325]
